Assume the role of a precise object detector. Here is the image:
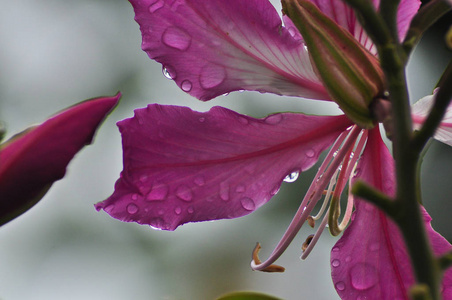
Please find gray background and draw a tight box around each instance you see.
[0,1,451,299]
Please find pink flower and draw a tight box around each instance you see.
[0,94,120,226]
[96,0,452,298]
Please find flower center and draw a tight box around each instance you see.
[251,125,368,272]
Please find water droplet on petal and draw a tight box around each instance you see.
[149,217,169,230]
[148,0,164,13]
[332,259,341,267]
[219,182,230,201]
[162,26,191,51]
[181,80,192,92]
[237,116,249,125]
[194,176,205,186]
[176,185,193,201]
[146,184,169,201]
[332,246,340,252]
[350,263,378,290]
[127,203,139,214]
[199,64,226,89]
[131,193,138,200]
[235,184,245,193]
[162,65,176,79]
[187,206,194,214]
[270,186,280,196]
[306,148,315,158]
[284,170,299,183]
[198,117,205,123]
[265,114,283,125]
[335,281,346,291]
[174,206,182,215]
[240,197,256,211]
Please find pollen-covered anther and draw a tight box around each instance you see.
[251,243,285,273]
[307,216,315,228]
[302,234,314,252]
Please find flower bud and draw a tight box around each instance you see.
[282,0,385,128]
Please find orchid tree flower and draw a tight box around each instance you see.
[0,94,120,226]
[95,0,452,298]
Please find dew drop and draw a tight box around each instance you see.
[146,184,169,201]
[194,176,205,186]
[335,281,346,291]
[240,197,256,211]
[265,114,283,125]
[162,26,191,51]
[174,206,182,215]
[350,263,378,290]
[270,186,280,196]
[131,193,138,200]
[149,217,169,230]
[162,65,176,79]
[235,184,245,193]
[187,206,194,214]
[237,116,249,125]
[181,80,192,92]
[284,170,299,183]
[127,203,139,214]
[199,64,226,89]
[148,0,164,13]
[176,185,193,201]
[332,259,341,267]
[219,182,230,201]
[306,148,315,158]
[198,117,206,123]
[332,246,340,252]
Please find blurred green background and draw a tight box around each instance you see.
[0,1,451,299]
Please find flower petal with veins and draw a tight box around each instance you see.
[96,105,352,230]
[331,128,452,299]
[129,0,328,100]
[412,93,452,147]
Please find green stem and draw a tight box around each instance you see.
[351,180,396,217]
[379,0,401,42]
[380,40,441,299]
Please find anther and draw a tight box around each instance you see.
[307,216,315,228]
[301,235,314,252]
[252,243,285,273]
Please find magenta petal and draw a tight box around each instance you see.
[331,128,452,299]
[129,0,329,101]
[96,104,352,230]
[397,0,422,40]
[0,94,120,225]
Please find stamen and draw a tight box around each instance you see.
[251,243,285,273]
[328,131,368,236]
[307,216,315,228]
[301,234,314,252]
[301,209,330,260]
[250,126,362,271]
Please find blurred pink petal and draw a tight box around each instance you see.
[412,92,452,146]
[331,128,452,299]
[96,104,352,230]
[129,0,329,100]
[0,94,120,225]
